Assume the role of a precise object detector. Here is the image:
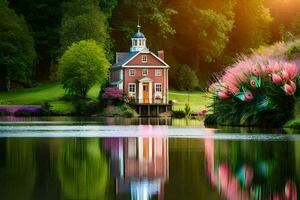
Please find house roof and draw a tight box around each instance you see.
[111,51,139,68]
[111,50,170,69]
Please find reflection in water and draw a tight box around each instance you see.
[204,130,298,200]
[0,125,299,199]
[57,139,109,199]
[0,139,36,200]
[104,136,168,200]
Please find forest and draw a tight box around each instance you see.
[1,0,300,91]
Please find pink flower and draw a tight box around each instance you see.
[290,81,296,91]
[197,109,208,116]
[218,91,229,100]
[284,62,298,79]
[244,92,253,101]
[252,66,260,76]
[284,83,296,95]
[272,74,282,85]
[281,70,290,81]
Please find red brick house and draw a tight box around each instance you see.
[110,25,170,105]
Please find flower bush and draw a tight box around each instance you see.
[205,56,299,127]
[102,87,124,104]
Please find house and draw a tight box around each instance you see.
[110,24,170,105]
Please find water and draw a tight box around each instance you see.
[0,117,299,200]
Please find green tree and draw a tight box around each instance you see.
[61,0,111,60]
[58,40,109,97]
[174,64,199,91]
[229,0,273,53]
[0,0,36,91]
[193,9,234,63]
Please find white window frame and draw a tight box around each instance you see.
[142,69,148,76]
[128,83,136,93]
[155,83,162,93]
[142,55,148,63]
[129,69,136,76]
[155,69,162,76]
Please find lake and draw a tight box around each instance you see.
[0,117,299,200]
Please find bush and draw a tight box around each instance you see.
[102,105,137,118]
[102,87,124,105]
[172,64,199,91]
[206,56,298,127]
[172,110,186,118]
[58,40,109,97]
[184,103,191,116]
[286,44,300,60]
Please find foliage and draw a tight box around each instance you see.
[193,9,234,63]
[172,110,186,119]
[229,0,273,53]
[57,139,108,199]
[173,65,199,91]
[102,104,137,117]
[184,103,191,116]
[58,40,109,97]
[286,44,300,60]
[102,86,124,104]
[61,0,111,60]
[206,56,298,127]
[0,0,36,91]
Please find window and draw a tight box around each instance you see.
[155,69,162,76]
[142,69,148,76]
[134,40,137,46]
[129,69,135,76]
[155,83,162,93]
[142,55,148,63]
[128,83,136,93]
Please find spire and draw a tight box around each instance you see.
[137,16,141,32]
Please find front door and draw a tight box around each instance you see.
[143,83,149,103]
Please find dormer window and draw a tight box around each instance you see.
[142,55,148,63]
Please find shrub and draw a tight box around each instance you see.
[102,87,124,105]
[184,103,191,116]
[173,64,199,91]
[206,56,298,127]
[286,44,300,60]
[172,110,186,118]
[58,40,109,97]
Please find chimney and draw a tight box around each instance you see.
[157,50,164,61]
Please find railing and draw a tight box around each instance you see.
[129,98,168,104]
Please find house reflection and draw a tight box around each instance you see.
[104,137,169,200]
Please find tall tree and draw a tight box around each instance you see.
[0,0,36,91]
[228,0,273,53]
[9,0,62,81]
[60,0,111,60]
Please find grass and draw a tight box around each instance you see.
[169,90,211,111]
[0,83,100,114]
[0,84,210,114]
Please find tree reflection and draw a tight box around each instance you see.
[0,139,36,200]
[57,138,109,199]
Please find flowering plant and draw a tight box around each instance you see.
[102,87,123,101]
[205,56,299,127]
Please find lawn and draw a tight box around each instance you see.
[169,90,211,111]
[0,84,210,114]
[0,83,100,114]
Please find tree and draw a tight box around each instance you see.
[60,0,111,60]
[173,64,199,91]
[8,0,62,81]
[193,9,234,63]
[58,40,109,97]
[229,0,273,53]
[0,0,36,91]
